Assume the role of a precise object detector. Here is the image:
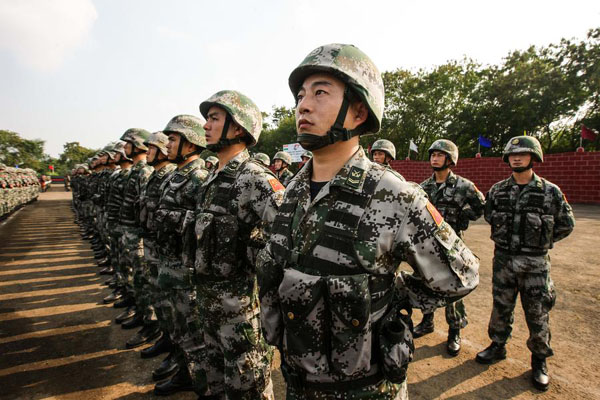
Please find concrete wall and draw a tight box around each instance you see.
[389,151,600,204]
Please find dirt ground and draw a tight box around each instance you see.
[0,188,598,400]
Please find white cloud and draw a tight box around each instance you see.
[0,0,97,72]
[156,25,191,41]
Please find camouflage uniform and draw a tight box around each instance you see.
[258,44,480,400]
[191,90,283,399]
[419,168,485,331]
[154,115,209,386]
[484,173,574,356]
[273,151,294,187]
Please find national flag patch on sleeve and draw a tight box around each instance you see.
[268,178,285,192]
[426,201,444,227]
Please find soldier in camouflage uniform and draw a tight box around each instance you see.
[370,139,396,166]
[414,139,485,356]
[298,150,313,169]
[273,151,294,187]
[257,43,479,400]
[0,163,11,218]
[476,136,575,392]
[253,153,271,168]
[138,132,177,359]
[115,129,158,348]
[189,90,283,399]
[152,115,209,396]
[205,155,219,172]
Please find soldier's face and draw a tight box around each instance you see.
[147,145,159,163]
[508,153,531,168]
[273,159,283,171]
[114,153,121,163]
[295,73,367,136]
[372,150,387,164]
[124,142,134,157]
[430,151,449,168]
[204,106,242,144]
[98,154,108,164]
[166,133,181,160]
[301,156,310,163]
[206,161,213,169]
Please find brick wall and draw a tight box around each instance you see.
[389,151,600,204]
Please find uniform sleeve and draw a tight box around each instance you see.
[484,189,494,225]
[551,186,575,242]
[463,181,486,221]
[393,188,479,312]
[256,242,284,347]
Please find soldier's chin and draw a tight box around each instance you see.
[511,166,531,173]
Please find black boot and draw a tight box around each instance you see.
[97,257,111,267]
[531,355,549,391]
[152,352,179,381]
[115,306,136,324]
[126,324,161,349]
[99,266,114,275]
[141,332,172,359]
[413,313,435,338]
[103,289,123,304]
[154,364,194,395]
[475,342,506,364]
[447,328,461,356]
[113,295,135,309]
[121,311,143,329]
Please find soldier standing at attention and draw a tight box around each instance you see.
[256,43,479,400]
[205,155,219,172]
[153,115,209,396]
[273,151,294,187]
[414,139,485,356]
[190,90,284,399]
[476,136,574,392]
[253,152,271,168]
[370,139,396,166]
[298,150,312,169]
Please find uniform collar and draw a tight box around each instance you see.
[508,172,542,189]
[329,147,372,193]
[178,158,204,175]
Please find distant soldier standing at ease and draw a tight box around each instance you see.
[414,139,485,356]
[476,136,575,392]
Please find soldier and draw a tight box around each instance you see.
[475,136,575,392]
[299,150,312,169]
[189,90,284,399]
[153,115,209,396]
[256,43,479,400]
[370,139,396,166]
[254,152,271,168]
[414,139,485,356]
[205,155,219,171]
[273,151,294,186]
[138,132,177,359]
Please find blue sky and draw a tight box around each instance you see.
[1,0,599,157]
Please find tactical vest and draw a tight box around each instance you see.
[106,169,131,223]
[194,158,269,282]
[120,162,150,227]
[140,164,175,238]
[490,179,554,255]
[270,162,412,385]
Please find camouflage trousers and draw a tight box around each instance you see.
[143,238,165,326]
[488,250,556,357]
[189,310,274,399]
[425,299,468,330]
[108,224,123,283]
[119,227,152,317]
[286,379,407,400]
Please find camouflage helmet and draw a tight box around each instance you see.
[205,156,219,166]
[196,157,206,169]
[502,136,543,163]
[253,153,270,167]
[100,142,118,159]
[113,141,131,161]
[0,163,6,170]
[289,43,384,134]
[144,131,170,155]
[120,128,151,151]
[273,151,292,165]
[163,115,207,148]
[301,150,313,160]
[370,139,396,160]
[200,90,262,146]
[428,139,459,165]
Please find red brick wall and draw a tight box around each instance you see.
[389,151,600,204]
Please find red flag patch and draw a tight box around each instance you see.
[268,178,285,192]
[426,201,444,227]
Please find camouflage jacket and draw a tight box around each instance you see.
[484,172,575,261]
[420,170,485,234]
[257,147,479,384]
[277,168,294,187]
[139,163,176,238]
[119,160,152,228]
[106,168,132,224]
[194,149,284,323]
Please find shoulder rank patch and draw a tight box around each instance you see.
[346,166,365,189]
[426,201,444,227]
[268,178,284,192]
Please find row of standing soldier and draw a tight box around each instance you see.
[70,42,573,399]
[0,164,40,219]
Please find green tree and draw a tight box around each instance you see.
[0,130,47,172]
[54,142,97,175]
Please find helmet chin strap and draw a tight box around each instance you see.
[173,137,201,163]
[511,160,534,173]
[297,87,361,151]
[207,114,244,152]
